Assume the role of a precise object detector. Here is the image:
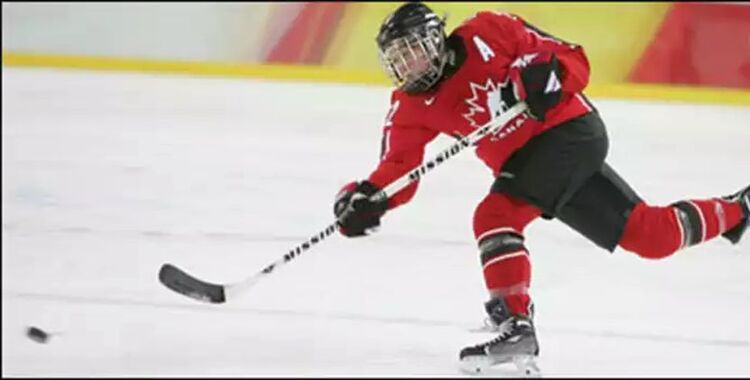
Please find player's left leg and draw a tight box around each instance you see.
[472,192,541,317]
[461,112,610,375]
[460,192,542,375]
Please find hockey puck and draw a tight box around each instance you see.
[26,326,50,343]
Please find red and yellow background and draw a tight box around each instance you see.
[4,2,750,104]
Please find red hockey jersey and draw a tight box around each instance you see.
[367,11,594,210]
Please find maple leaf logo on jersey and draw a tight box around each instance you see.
[462,78,515,129]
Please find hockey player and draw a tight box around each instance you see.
[332,2,749,374]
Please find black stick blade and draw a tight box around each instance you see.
[158,264,226,303]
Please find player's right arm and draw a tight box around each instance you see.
[333,95,438,237]
[368,98,439,210]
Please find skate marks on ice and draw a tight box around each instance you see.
[5,290,750,349]
[543,325,750,349]
[1,223,471,248]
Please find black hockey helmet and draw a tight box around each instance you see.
[376,2,447,94]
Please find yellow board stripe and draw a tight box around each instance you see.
[4,52,750,106]
[585,83,750,106]
[2,52,388,85]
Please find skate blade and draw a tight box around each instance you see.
[459,355,541,378]
[513,355,542,378]
[458,355,494,374]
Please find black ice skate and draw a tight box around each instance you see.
[459,298,540,377]
[722,184,750,244]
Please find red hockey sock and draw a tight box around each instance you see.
[482,250,532,315]
[473,193,541,316]
[619,198,744,259]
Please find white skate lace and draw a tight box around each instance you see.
[474,318,515,349]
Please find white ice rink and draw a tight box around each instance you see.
[2,67,749,377]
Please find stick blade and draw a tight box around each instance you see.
[158,263,226,303]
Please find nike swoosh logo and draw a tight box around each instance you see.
[425,96,436,106]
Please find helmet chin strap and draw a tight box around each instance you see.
[446,48,456,67]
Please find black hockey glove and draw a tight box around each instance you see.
[333,180,388,238]
[510,51,564,122]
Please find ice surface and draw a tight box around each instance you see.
[2,67,749,376]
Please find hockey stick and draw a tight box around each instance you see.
[158,101,528,303]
